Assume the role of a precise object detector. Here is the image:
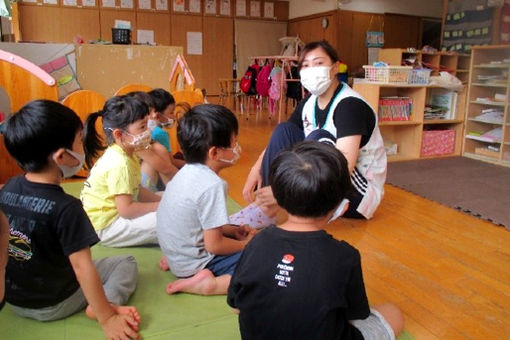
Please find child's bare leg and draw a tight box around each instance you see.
[166,269,230,295]
[86,304,141,325]
[159,255,170,271]
[372,303,404,337]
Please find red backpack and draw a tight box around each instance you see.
[240,63,259,95]
[256,63,272,97]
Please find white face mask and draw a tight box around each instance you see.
[124,129,152,151]
[160,117,175,128]
[300,65,334,96]
[147,119,159,131]
[220,142,242,165]
[53,148,85,178]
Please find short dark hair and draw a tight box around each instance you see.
[3,100,82,172]
[83,95,148,168]
[269,141,351,218]
[149,88,175,113]
[298,40,339,70]
[177,104,238,164]
[126,91,155,110]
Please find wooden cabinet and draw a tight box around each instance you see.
[463,45,510,167]
[353,81,466,162]
[378,48,471,83]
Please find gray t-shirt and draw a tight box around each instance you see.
[156,163,229,277]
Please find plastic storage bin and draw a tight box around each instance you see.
[112,28,131,44]
[408,68,432,85]
[363,65,412,83]
[421,130,456,156]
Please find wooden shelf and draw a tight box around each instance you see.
[379,121,421,126]
[354,82,465,161]
[465,135,501,143]
[463,45,510,167]
[474,64,510,69]
[472,82,508,88]
[469,100,506,107]
[424,119,464,124]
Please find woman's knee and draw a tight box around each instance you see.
[305,129,336,145]
[269,122,304,145]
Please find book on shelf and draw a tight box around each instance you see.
[472,108,504,124]
[378,96,412,122]
[476,74,507,85]
[427,88,458,119]
[466,127,503,143]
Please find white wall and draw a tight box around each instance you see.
[289,0,443,19]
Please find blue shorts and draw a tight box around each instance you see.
[205,251,242,276]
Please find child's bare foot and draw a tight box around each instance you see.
[166,269,224,295]
[159,255,170,271]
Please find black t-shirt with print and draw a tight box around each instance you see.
[0,175,99,308]
[288,83,375,148]
[227,226,370,340]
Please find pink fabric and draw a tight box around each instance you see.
[229,203,275,229]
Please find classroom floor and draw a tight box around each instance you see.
[2,101,509,339]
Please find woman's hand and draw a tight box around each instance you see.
[254,186,277,207]
[242,166,262,203]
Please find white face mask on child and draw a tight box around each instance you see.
[124,129,152,151]
[299,65,334,96]
[53,149,85,178]
[147,119,159,131]
[220,142,242,165]
[160,118,175,128]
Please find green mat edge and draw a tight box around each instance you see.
[0,181,414,339]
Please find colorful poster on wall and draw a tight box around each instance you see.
[62,0,78,7]
[155,0,168,10]
[205,0,216,14]
[236,0,246,16]
[120,0,133,8]
[139,0,152,9]
[220,0,230,15]
[264,1,274,18]
[102,0,115,7]
[366,31,384,47]
[173,0,184,12]
[189,0,201,13]
[82,0,96,6]
[250,0,260,17]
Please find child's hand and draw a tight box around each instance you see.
[244,228,257,243]
[101,313,141,340]
[232,225,252,240]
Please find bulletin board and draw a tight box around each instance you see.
[75,44,183,97]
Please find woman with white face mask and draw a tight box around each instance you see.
[239,41,387,224]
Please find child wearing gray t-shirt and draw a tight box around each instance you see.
[157,104,256,295]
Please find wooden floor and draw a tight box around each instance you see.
[219,104,510,340]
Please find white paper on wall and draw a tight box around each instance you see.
[137,30,155,45]
[187,32,203,55]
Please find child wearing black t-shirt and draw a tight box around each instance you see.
[227,141,404,340]
[0,208,8,311]
[0,100,141,339]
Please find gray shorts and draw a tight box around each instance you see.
[350,308,395,340]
